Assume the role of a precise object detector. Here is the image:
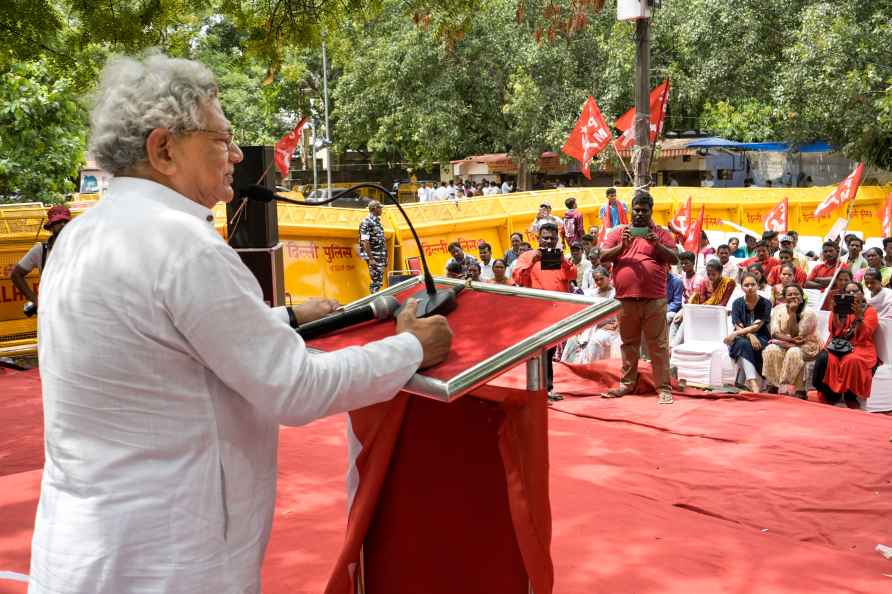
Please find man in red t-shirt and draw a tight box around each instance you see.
[765,248,807,286]
[600,190,678,404]
[738,241,779,278]
[806,241,847,289]
[513,222,577,399]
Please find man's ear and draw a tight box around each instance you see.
[145,128,178,176]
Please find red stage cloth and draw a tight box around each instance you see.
[0,369,44,478]
[3,362,892,593]
[307,287,588,381]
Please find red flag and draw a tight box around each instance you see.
[669,196,692,236]
[613,80,670,150]
[561,96,612,179]
[763,197,789,233]
[813,163,865,218]
[596,222,608,247]
[882,192,892,238]
[274,116,309,178]
[683,203,705,254]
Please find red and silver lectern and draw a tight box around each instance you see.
[307,277,620,594]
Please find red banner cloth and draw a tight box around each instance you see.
[274,117,309,178]
[312,289,582,594]
[324,386,552,594]
[763,196,789,233]
[669,195,692,238]
[683,203,705,255]
[561,96,612,179]
[813,163,865,218]
[613,79,670,150]
[883,192,892,238]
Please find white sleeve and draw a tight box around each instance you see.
[16,242,43,272]
[162,244,423,426]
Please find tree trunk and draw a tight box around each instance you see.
[516,157,532,191]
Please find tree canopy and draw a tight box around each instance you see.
[0,0,890,202]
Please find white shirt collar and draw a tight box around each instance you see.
[108,176,216,224]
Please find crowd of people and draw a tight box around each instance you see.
[427,187,892,407]
[416,178,514,201]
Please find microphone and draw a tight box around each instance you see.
[244,183,461,318]
[297,295,400,341]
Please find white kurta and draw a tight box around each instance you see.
[28,177,422,594]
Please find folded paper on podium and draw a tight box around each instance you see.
[309,277,620,594]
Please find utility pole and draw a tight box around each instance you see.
[321,33,332,197]
[633,14,651,189]
[311,116,318,193]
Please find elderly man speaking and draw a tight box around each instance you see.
[27,53,452,594]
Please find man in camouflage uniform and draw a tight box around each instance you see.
[359,200,387,294]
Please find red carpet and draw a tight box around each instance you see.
[2,365,892,593]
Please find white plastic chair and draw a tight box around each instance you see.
[804,288,824,311]
[671,304,736,388]
[804,310,830,391]
[865,318,892,412]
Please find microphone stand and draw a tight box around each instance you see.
[242,183,460,317]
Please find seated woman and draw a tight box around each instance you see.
[670,259,736,347]
[724,272,772,392]
[487,259,514,285]
[812,281,879,407]
[746,263,773,300]
[821,268,853,311]
[762,284,820,398]
[854,248,892,285]
[771,262,799,306]
[690,259,736,305]
[562,267,618,364]
[863,267,892,318]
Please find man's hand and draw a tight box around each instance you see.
[396,298,453,369]
[621,227,632,249]
[644,231,659,244]
[293,298,341,325]
[531,250,542,263]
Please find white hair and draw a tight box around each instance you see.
[89,52,218,175]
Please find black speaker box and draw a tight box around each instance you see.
[236,245,286,307]
[227,145,278,248]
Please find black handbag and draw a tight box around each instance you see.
[826,337,854,358]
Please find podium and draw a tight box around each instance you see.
[308,277,620,594]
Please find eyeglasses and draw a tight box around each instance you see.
[179,128,238,151]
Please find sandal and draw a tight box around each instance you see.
[603,385,634,399]
[658,391,674,405]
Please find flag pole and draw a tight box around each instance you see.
[610,140,635,186]
[817,198,857,310]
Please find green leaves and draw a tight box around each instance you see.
[0,59,86,203]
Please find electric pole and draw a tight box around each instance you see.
[633,12,651,189]
[321,33,332,197]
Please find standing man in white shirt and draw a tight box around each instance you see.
[446,180,457,199]
[416,181,429,202]
[477,242,495,281]
[434,181,448,200]
[27,53,452,594]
